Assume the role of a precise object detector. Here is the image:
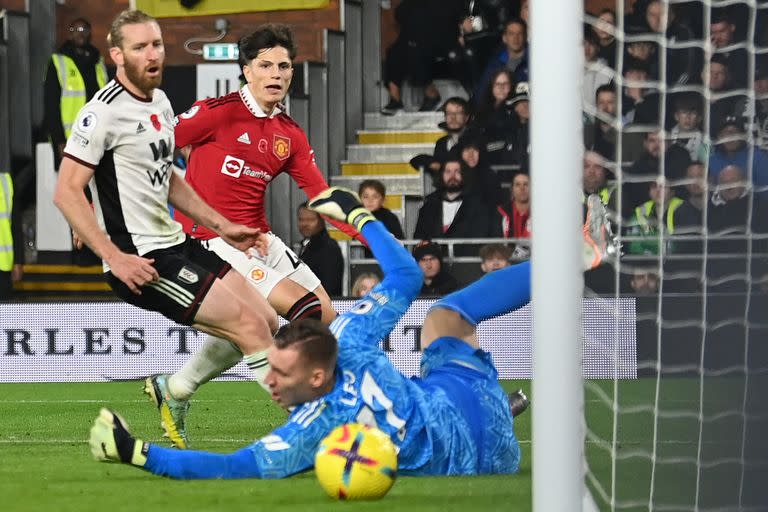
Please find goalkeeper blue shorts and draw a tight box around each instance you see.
[418,336,520,474]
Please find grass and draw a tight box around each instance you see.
[3,378,762,511]
[0,380,531,512]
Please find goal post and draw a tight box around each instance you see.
[529,0,586,511]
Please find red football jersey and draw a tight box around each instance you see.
[174,86,360,241]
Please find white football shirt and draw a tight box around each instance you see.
[63,78,185,259]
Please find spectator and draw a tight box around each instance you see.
[502,81,530,170]
[410,97,471,179]
[44,17,108,267]
[622,127,690,214]
[669,93,708,163]
[674,162,707,234]
[381,0,465,114]
[456,0,516,91]
[708,117,768,199]
[470,69,520,167]
[622,58,660,125]
[710,9,748,89]
[44,18,108,168]
[629,268,660,295]
[583,150,614,209]
[0,171,23,300]
[706,55,749,130]
[495,171,531,259]
[643,0,700,85]
[358,179,404,259]
[707,165,768,292]
[459,138,503,204]
[358,180,404,240]
[297,203,343,297]
[584,83,618,161]
[474,19,528,101]
[351,272,381,298]
[625,178,684,255]
[412,241,458,295]
[479,243,512,273]
[413,157,496,254]
[592,8,617,69]
[582,28,613,115]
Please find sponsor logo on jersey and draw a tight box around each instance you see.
[177,266,199,285]
[242,168,273,181]
[149,138,172,161]
[273,134,291,160]
[150,114,162,131]
[237,132,251,144]
[136,122,146,134]
[221,155,245,178]
[72,133,89,147]
[77,111,98,133]
[258,138,268,153]
[249,267,267,283]
[179,105,199,119]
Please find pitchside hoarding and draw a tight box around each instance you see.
[0,299,636,382]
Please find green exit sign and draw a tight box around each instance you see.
[202,43,239,61]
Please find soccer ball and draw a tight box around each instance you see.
[314,423,398,500]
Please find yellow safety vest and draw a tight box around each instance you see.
[634,198,684,234]
[0,173,13,271]
[51,53,108,138]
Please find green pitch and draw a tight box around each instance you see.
[1,378,751,511]
[0,380,531,512]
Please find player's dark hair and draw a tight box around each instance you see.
[108,10,157,49]
[358,179,386,198]
[239,24,297,70]
[274,319,338,371]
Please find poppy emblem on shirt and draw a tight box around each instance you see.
[150,114,162,131]
[273,134,291,160]
[258,138,268,153]
[249,267,267,283]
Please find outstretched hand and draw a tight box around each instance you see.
[220,224,269,257]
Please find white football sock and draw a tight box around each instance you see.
[168,335,243,400]
[243,349,272,393]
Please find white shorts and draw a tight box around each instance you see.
[201,233,321,298]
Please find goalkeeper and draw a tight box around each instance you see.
[89,188,615,478]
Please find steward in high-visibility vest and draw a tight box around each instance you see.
[50,53,107,139]
[0,172,13,272]
[626,196,684,255]
[43,19,107,161]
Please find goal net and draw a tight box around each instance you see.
[581,0,768,509]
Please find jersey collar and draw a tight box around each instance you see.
[239,85,285,119]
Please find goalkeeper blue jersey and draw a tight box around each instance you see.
[240,285,520,478]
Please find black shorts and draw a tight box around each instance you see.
[107,236,231,325]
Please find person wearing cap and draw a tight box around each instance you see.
[708,117,768,200]
[412,242,458,296]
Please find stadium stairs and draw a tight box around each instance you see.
[12,261,113,301]
[328,110,444,241]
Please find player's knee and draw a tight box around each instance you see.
[285,291,323,322]
[238,307,274,350]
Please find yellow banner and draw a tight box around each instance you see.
[135,0,330,18]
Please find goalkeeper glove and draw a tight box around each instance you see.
[89,408,148,467]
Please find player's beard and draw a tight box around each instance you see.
[124,56,163,95]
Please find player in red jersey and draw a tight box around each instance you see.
[144,24,363,448]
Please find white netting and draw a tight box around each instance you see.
[582,0,768,510]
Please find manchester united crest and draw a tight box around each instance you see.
[249,267,267,283]
[273,134,291,160]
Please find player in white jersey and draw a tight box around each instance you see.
[54,11,279,443]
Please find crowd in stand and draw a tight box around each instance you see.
[361,0,768,297]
